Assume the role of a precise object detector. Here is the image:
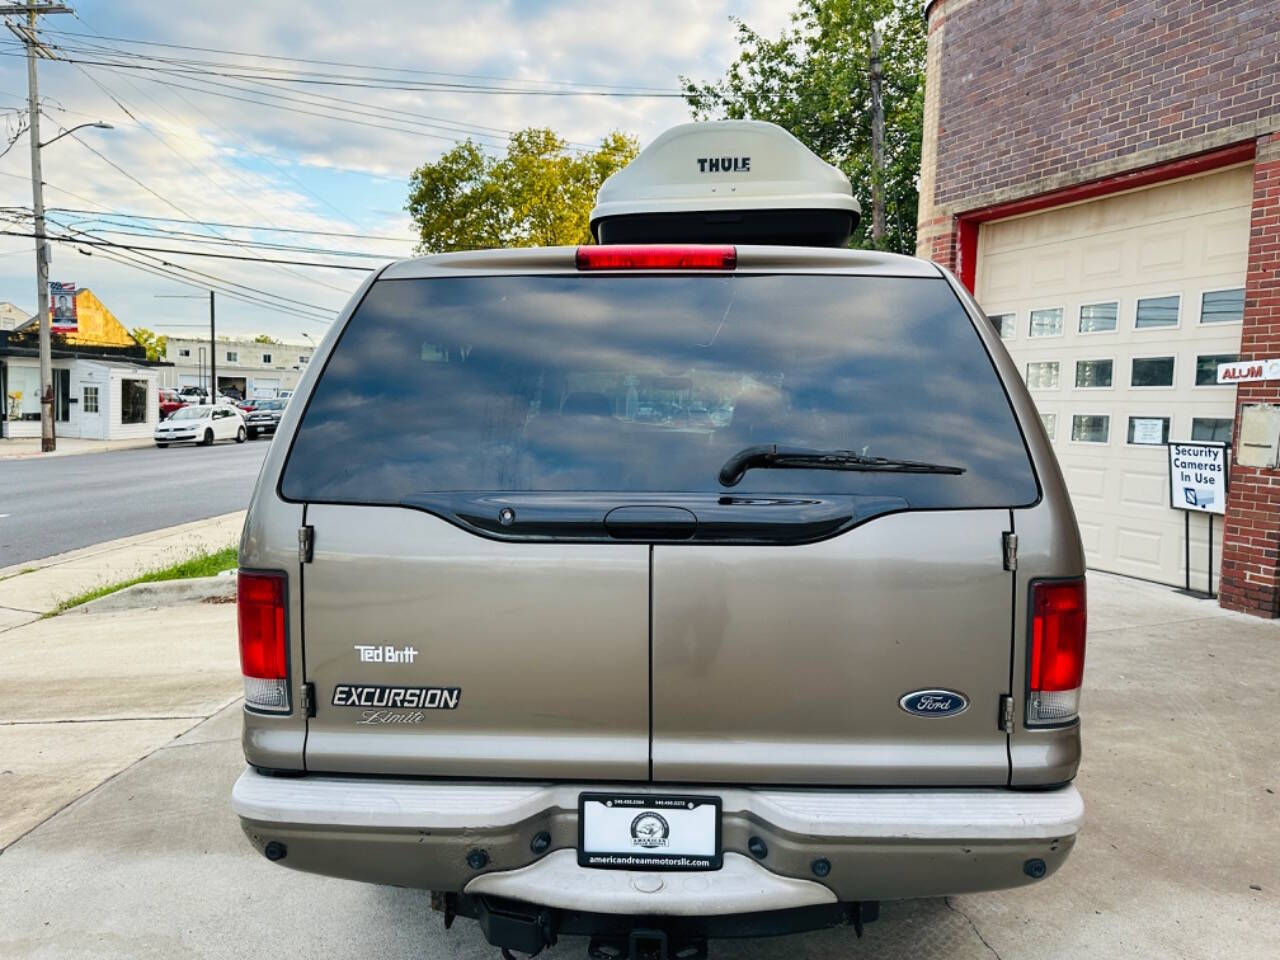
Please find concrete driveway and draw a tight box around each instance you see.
[1,572,1276,959]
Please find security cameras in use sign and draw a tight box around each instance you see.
[1168,442,1228,515]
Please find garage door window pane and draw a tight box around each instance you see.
[121,379,148,424]
[1195,354,1238,386]
[988,313,1015,340]
[1126,417,1169,445]
[1079,301,1118,333]
[1075,359,1112,388]
[1200,288,1244,324]
[1029,307,1063,337]
[1131,356,1175,387]
[1191,418,1233,442]
[1040,412,1057,439]
[1026,361,1059,389]
[1071,415,1109,443]
[1135,295,1179,328]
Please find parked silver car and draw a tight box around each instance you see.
[232,122,1085,959]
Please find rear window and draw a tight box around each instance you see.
[281,275,1037,508]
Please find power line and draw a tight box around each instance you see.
[0,211,348,319]
[38,206,414,242]
[0,45,683,97]
[0,228,377,271]
[38,27,683,94]
[44,216,399,259]
[51,68,356,295]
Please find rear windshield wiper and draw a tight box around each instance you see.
[718,444,966,487]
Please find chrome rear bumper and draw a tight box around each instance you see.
[232,768,1082,908]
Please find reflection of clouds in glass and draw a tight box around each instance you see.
[283,275,1037,509]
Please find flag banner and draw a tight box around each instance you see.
[50,281,78,334]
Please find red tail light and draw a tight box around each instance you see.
[238,570,289,712]
[1028,578,1086,725]
[575,244,736,271]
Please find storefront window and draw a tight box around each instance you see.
[4,365,41,420]
[121,379,148,424]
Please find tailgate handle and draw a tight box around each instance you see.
[603,505,696,541]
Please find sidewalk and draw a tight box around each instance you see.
[0,570,1275,959]
[0,511,245,630]
[0,435,156,460]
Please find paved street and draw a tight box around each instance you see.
[0,571,1275,960]
[0,441,268,565]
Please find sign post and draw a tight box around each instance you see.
[1167,441,1228,597]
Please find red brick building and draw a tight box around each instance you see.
[918,0,1280,617]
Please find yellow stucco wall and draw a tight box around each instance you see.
[61,289,135,347]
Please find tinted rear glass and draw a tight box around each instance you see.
[282,275,1037,507]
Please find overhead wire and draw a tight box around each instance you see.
[51,66,356,295]
[38,28,684,94]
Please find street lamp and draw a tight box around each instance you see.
[38,121,113,149]
[157,292,217,403]
[29,118,113,452]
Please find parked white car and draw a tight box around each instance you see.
[154,403,247,447]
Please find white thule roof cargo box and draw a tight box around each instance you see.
[589,120,860,247]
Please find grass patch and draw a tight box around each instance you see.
[0,566,39,583]
[45,546,238,617]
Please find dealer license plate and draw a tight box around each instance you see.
[578,793,722,870]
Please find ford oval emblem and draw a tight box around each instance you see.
[899,689,970,718]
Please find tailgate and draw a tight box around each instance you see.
[652,509,1014,785]
[301,503,650,780]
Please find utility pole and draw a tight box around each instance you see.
[5,2,72,451]
[869,22,886,249]
[209,290,216,402]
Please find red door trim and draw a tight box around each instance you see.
[954,140,1257,292]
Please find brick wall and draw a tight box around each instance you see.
[1219,134,1280,617]
[921,0,1280,222]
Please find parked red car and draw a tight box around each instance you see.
[158,388,186,420]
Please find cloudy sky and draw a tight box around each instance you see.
[0,0,793,343]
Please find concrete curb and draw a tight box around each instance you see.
[0,437,157,461]
[73,573,237,615]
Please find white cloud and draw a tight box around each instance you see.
[0,0,797,337]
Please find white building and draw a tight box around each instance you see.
[1,352,162,440]
[162,336,313,398]
[0,302,30,331]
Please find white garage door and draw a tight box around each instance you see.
[977,165,1252,590]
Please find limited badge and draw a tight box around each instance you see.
[899,689,970,718]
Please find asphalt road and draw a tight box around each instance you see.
[0,440,270,565]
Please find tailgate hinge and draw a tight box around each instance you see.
[300,682,316,717]
[1002,531,1018,571]
[298,524,314,563]
[999,694,1015,733]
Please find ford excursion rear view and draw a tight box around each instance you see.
[232,121,1086,959]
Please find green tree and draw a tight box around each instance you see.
[253,333,278,344]
[681,0,925,254]
[131,327,167,362]
[407,129,639,253]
